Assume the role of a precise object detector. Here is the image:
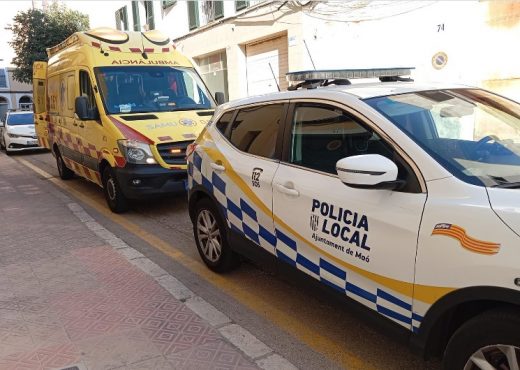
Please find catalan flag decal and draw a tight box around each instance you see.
[432,223,500,255]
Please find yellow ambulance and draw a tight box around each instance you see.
[33,27,220,212]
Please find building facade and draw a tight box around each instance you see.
[0,67,33,120]
[105,1,520,102]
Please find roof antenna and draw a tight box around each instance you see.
[268,62,280,92]
[140,31,148,59]
[303,39,316,70]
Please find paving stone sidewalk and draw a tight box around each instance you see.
[0,154,266,370]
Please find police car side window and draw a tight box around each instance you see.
[228,104,283,159]
[289,103,421,192]
[215,111,234,138]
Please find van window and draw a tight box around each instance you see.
[229,104,283,159]
[79,70,97,112]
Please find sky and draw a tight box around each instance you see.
[0,1,121,66]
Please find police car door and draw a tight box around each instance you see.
[205,102,287,256]
[272,101,426,329]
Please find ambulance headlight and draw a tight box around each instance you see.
[118,139,157,165]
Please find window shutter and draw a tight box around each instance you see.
[122,6,129,31]
[214,1,224,19]
[235,1,248,11]
[162,0,176,9]
[188,1,199,30]
[0,69,7,89]
[132,1,140,31]
[145,1,155,30]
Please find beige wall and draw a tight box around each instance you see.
[173,4,304,100]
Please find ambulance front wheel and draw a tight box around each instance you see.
[443,308,520,370]
[193,198,240,273]
[55,150,74,180]
[102,166,129,213]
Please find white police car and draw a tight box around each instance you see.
[187,68,520,370]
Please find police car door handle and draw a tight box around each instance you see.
[275,183,300,197]
[210,162,225,172]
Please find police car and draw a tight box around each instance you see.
[187,68,520,370]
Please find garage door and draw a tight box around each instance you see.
[245,35,288,96]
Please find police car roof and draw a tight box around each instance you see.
[221,81,470,110]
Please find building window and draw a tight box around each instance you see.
[144,1,155,30]
[188,1,199,30]
[235,0,249,11]
[202,1,223,23]
[196,51,229,102]
[132,1,141,31]
[19,96,33,111]
[0,69,7,89]
[115,6,129,31]
[162,0,176,9]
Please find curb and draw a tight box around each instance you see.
[66,202,299,370]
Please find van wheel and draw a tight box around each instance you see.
[193,198,240,273]
[56,151,74,179]
[102,166,129,213]
[443,308,520,370]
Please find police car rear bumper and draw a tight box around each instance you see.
[114,164,187,199]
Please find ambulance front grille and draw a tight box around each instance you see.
[156,140,192,165]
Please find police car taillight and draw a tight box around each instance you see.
[186,142,197,158]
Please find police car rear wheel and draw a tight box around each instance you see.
[102,167,129,213]
[443,308,520,370]
[194,198,240,272]
[56,151,74,180]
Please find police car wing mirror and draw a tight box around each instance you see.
[336,154,403,190]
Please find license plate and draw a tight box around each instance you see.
[27,140,38,145]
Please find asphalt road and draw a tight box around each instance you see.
[12,150,442,370]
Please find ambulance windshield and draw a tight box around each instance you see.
[365,89,520,187]
[94,66,214,114]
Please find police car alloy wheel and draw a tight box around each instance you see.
[443,309,520,370]
[193,198,240,272]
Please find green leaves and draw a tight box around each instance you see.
[6,3,89,84]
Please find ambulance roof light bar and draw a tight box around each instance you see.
[286,67,414,90]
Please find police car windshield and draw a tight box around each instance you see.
[7,113,34,126]
[365,89,520,187]
[94,66,214,115]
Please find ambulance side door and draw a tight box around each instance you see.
[272,101,427,329]
[77,69,103,184]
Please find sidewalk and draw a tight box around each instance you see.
[0,154,286,370]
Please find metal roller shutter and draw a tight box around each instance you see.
[245,35,288,96]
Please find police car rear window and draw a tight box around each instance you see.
[228,104,283,159]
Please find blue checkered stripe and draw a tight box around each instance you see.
[189,151,424,331]
[190,152,278,255]
[276,226,423,329]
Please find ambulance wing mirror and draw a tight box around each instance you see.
[336,154,405,190]
[214,92,226,105]
[75,96,99,121]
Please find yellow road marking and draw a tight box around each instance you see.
[18,157,372,370]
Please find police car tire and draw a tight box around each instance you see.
[443,308,520,370]
[102,167,129,214]
[193,198,240,273]
[55,151,74,180]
